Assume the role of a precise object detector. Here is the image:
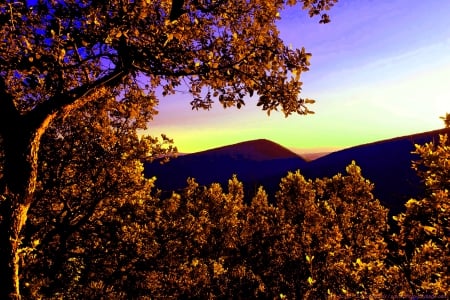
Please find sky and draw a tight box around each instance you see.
[146,0,450,154]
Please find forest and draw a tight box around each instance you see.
[19,106,450,298]
[0,0,448,299]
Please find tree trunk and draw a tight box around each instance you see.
[0,132,35,299]
[0,115,55,299]
[0,69,122,299]
[0,196,31,300]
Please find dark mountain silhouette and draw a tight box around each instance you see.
[300,128,450,214]
[299,151,333,161]
[144,139,308,196]
[144,128,450,214]
[191,138,301,161]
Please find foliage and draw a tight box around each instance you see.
[411,135,450,192]
[17,132,450,298]
[238,186,291,298]
[20,97,175,298]
[139,162,390,299]
[275,162,389,298]
[131,176,247,298]
[0,0,337,297]
[391,135,449,296]
[2,2,446,297]
[440,113,450,128]
[0,0,337,117]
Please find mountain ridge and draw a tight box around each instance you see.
[185,138,302,161]
[144,139,308,194]
[145,127,450,214]
[317,127,449,160]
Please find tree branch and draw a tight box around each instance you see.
[26,68,127,131]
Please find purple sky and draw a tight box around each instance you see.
[146,0,450,153]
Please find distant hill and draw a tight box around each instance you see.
[300,128,450,214]
[297,152,333,161]
[190,139,301,161]
[144,139,308,196]
[144,128,450,214]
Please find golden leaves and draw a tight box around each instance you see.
[26,131,450,297]
[392,134,450,295]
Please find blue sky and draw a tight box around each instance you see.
[147,0,450,153]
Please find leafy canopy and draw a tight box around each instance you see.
[0,1,338,298]
[440,113,450,128]
[391,135,450,295]
[0,0,336,117]
[21,94,174,298]
[20,129,450,298]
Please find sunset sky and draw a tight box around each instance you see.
[147,0,450,154]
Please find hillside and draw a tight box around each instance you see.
[144,139,308,195]
[300,128,450,213]
[145,128,450,214]
[191,139,301,161]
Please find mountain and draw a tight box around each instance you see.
[300,128,450,214]
[191,138,301,161]
[144,139,308,195]
[144,128,450,214]
[298,152,333,161]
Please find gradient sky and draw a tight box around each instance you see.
[146,0,450,154]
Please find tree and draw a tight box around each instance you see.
[135,176,247,298]
[18,95,174,298]
[440,113,450,128]
[0,0,338,297]
[391,135,449,296]
[274,162,389,298]
[313,162,389,297]
[239,186,291,298]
